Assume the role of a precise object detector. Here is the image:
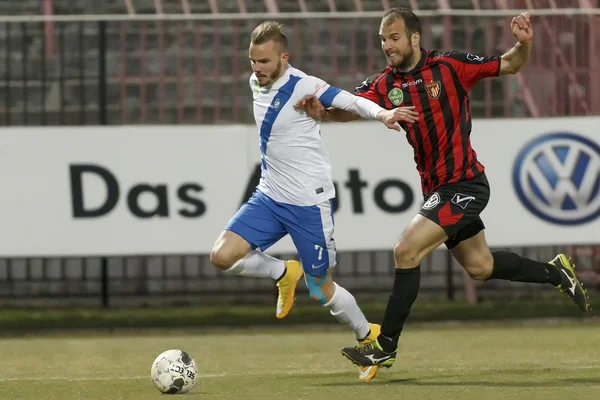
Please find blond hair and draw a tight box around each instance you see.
[250,21,288,52]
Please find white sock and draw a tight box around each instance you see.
[224,250,285,280]
[324,283,371,339]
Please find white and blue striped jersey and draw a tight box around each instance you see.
[250,64,383,206]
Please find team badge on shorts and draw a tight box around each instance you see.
[425,81,441,99]
[423,193,441,210]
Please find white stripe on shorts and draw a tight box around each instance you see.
[317,200,337,269]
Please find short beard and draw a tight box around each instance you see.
[394,47,415,71]
[259,60,282,87]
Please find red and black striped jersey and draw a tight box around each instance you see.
[355,48,500,195]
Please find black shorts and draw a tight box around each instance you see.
[418,173,490,250]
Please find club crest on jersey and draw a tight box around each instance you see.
[388,88,404,106]
[271,98,281,110]
[425,81,441,99]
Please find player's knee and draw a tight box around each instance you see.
[209,245,237,271]
[393,241,420,269]
[464,253,494,281]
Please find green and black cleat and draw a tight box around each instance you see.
[550,254,592,313]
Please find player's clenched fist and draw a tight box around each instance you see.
[511,12,533,43]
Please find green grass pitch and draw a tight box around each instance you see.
[0,322,598,400]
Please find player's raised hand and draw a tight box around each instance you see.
[376,107,418,131]
[294,95,328,120]
[511,12,533,43]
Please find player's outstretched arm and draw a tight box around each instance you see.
[327,90,419,130]
[294,73,389,123]
[326,108,362,122]
[294,95,361,122]
[295,94,418,127]
[324,89,385,121]
[294,76,418,129]
[500,12,533,75]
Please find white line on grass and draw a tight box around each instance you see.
[1,364,596,383]
[0,373,226,382]
[0,369,352,383]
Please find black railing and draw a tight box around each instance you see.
[2,21,105,125]
[1,17,514,127]
[1,18,599,307]
[1,245,598,307]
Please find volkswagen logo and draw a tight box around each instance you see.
[513,133,600,225]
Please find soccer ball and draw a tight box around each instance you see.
[151,349,198,394]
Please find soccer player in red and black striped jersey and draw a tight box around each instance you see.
[295,8,591,370]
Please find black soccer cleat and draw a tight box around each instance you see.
[550,254,592,312]
[341,339,396,368]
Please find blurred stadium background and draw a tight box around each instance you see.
[0,0,599,319]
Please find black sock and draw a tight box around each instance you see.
[378,265,420,353]
[487,251,561,286]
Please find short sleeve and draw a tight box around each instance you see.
[435,51,501,91]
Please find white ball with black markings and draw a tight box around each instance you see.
[151,349,198,394]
